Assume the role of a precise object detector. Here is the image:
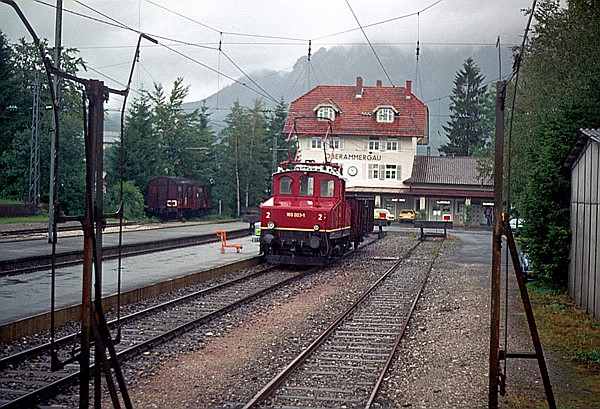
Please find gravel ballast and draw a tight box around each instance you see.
[117,229,568,408]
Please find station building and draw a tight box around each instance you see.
[284,77,494,226]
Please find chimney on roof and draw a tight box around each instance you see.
[356,76,363,98]
[376,80,382,87]
[405,80,412,99]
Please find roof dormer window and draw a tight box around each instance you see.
[317,106,335,121]
[377,108,395,123]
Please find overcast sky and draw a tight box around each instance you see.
[1,0,536,110]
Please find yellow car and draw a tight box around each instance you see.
[398,209,415,223]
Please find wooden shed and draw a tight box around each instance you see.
[565,128,600,320]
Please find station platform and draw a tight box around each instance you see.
[0,221,251,264]
[0,222,260,327]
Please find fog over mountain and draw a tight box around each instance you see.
[184,44,513,155]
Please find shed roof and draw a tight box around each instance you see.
[404,156,493,187]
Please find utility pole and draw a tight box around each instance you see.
[488,80,505,408]
[48,0,62,242]
[29,72,41,205]
[271,130,277,191]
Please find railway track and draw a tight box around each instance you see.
[0,264,319,408]
[243,238,441,408]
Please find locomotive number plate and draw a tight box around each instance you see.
[286,212,306,218]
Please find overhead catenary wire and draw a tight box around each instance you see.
[76,41,518,49]
[345,0,394,87]
[219,48,279,104]
[30,0,502,112]
[28,0,504,123]
[143,0,307,43]
[58,0,281,105]
[314,0,444,41]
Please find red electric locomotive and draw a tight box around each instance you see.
[259,161,374,265]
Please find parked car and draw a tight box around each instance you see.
[398,209,415,223]
[509,218,524,235]
[519,251,534,280]
[374,208,392,226]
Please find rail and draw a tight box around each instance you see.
[243,238,442,408]
[0,264,320,408]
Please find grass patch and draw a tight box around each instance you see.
[0,199,24,205]
[529,285,600,368]
[524,284,600,408]
[0,214,49,224]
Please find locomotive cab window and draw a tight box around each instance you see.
[279,177,292,195]
[320,179,335,197]
[299,176,314,196]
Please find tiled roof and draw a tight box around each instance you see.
[405,156,493,187]
[284,80,427,138]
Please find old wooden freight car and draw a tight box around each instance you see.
[145,176,212,220]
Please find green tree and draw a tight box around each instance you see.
[0,37,86,214]
[512,0,600,288]
[267,98,289,174]
[105,92,161,195]
[518,102,600,286]
[0,32,29,159]
[440,57,489,157]
[104,180,145,220]
[106,79,216,213]
[243,100,270,207]
[216,100,270,216]
[149,77,215,180]
[0,129,30,198]
[216,101,247,216]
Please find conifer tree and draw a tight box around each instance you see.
[439,57,488,157]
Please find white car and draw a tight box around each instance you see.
[374,208,393,226]
[509,218,524,235]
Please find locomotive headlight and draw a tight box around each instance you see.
[267,221,275,229]
[313,224,320,231]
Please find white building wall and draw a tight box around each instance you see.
[298,135,417,189]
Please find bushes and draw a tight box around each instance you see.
[104,181,145,220]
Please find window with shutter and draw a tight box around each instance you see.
[368,164,379,179]
[384,164,398,180]
[386,137,398,151]
[369,137,380,151]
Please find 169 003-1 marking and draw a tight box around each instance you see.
[286,212,306,218]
